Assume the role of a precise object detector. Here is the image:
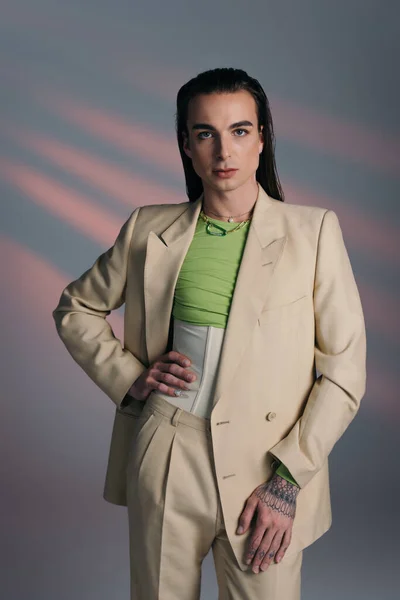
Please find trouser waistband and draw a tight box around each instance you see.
[144,392,212,433]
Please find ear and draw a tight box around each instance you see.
[259,125,264,154]
[182,131,192,159]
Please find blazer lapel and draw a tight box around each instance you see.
[211,184,287,407]
[143,194,203,363]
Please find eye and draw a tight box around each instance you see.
[234,128,249,136]
[197,131,212,140]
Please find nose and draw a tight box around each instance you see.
[215,135,231,160]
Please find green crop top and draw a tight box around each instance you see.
[172,213,299,488]
[172,214,250,328]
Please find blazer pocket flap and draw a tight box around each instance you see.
[261,293,309,313]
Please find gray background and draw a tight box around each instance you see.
[1,1,399,598]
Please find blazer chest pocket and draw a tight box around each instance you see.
[258,293,310,325]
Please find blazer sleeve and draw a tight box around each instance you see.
[52,206,147,407]
[269,209,367,489]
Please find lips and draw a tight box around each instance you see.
[213,169,237,173]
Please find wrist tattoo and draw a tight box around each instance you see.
[255,474,299,519]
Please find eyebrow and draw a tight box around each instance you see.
[191,120,254,131]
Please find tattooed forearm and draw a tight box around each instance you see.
[255,474,300,519]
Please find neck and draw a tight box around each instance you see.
[202,178,259,221]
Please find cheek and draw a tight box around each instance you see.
[191,144,209,164]
[189,150,207,175]
[239,140,261,161]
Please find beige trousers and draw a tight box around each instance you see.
[126,393,303,600]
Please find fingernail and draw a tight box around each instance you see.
[237,526,244,534]
[183,359,190,366]
[253,566,259,574]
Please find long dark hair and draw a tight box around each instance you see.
[175,67,284,203]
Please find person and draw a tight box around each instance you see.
[52,67,367,600]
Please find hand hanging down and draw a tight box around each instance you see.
[236,473,300,574]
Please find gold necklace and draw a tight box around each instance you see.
[199,209,251,237]
[206,207,252,222]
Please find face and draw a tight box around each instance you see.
[182,90,264,193]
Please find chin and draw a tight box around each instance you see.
[209,174,242,186]
[209,180,238,192]
[216,178,248,191]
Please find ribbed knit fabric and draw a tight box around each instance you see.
[172,214,250,328]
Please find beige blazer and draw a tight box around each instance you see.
[52,182,367,569]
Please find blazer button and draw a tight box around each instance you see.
[266,412,276,421]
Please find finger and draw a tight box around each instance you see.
[154,380,188,396]
[164,361,197,384]
[149,365,192,395]
[166,351,192,367]
[157,361,197,388]
[142,371,178,396]
[275,528,292,563]
[259,531,283,572]
[237,497,258,535]
[250,527,276,571]
[244,506,273,564]
[158,368,192,392]
[244,527,266,566]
